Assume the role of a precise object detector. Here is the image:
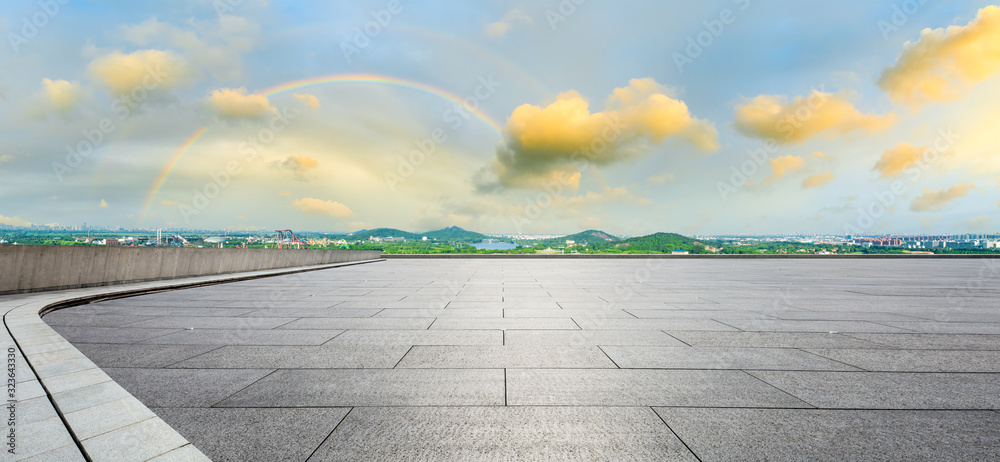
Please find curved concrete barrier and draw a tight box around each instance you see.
[1,247,381,295]
[1,259,383,461]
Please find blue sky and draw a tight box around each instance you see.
[1,0,998,235]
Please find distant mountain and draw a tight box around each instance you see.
[534,229,620,246]
[421,226,489,242]
[560,230,620,243]
[349,228,422,240]
[596,232,699,252]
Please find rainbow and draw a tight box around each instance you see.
[139,74,506,222]
[258,74,504,133]
[138,126,207,222]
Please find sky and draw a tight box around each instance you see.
[1,0,999,236]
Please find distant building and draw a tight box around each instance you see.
[672,250,689,255]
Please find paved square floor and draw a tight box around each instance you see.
[46,258,1000,460]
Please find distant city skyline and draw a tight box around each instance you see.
[2,1,999,235]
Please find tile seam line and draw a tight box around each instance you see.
[651,406,703,462]
[305,407,355,461]
[743,370,819,409]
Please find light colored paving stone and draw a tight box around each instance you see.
[507,369,811,407]
[310,407,697,461]
[217,369,505,407]
[171,345,410,369]
[805,348,1000,372]
[749,371,1000,409]
[503,329,689,346]
[152,407,350,462]
[396,346,618,369]
[655,408,1000,461]
[602,346,862,371]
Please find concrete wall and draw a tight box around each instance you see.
[0,246,381,295]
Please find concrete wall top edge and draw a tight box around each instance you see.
[0,247,380,294]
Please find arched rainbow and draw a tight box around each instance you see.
[138,74,506,223]
[259,74,504,133]
[138,127,207,222]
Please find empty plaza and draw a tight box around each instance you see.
[43,258,1000,460]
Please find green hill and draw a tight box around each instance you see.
[561,229,620,244]
[534,229,620,247]
[595,232,700,253]
[349,228,422,240]
[421,226,489,242]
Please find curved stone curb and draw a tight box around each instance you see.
[1,259,384,461]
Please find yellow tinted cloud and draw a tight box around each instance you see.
[41,79,80,111]
[100,199,109,208]
[0,215,33,227]
[293,93,321,109]
[766,155,807,182]
[276,154,319,181]
[879,6,1000,107]
[910,182,975,212]
[476,78,718,191]
[89,49,189,94]
[485,9,531,37]
[874,143,926,177]
[802,171,835,188]
[648,173,676,184]
[291,197,354,218]
[208,87,274,119]
[734,91,896,144]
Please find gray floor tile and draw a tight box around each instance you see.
[666,331,885,349]
[277,318,435,330]
[396,346,617,368]
[507,369,810,407]
[324,329,502,345]
[602,346,861,371]
[876,322,1000,334]
[42,313,151,327]
[309,407,697,461]
[749,371,1000,409]
[49,326,182,344]
[429,318,580,330]
[152,407,350,462]
[143,329,344,345]
[104,368,273,407]
[171,345,410,369]
[805,348,1000,372]
[504,329,689,346]
[216,369,504,407]
[572,318,738,331]
[655,408,1000,461]
[845,333,1000,350]
[124,317,298,330]
[74,344,222,368]
[721,319,914,333]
